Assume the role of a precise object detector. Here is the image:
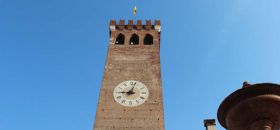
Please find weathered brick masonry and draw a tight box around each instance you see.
[94,20,165,130]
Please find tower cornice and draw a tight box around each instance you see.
[109,20,161,32]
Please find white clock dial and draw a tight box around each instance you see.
[113,80,149,107]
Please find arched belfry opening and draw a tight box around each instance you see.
[130,34,139,45]
[115,34,125,45]
[144,34,153,45]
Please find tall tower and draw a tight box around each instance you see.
[94,20,164,130]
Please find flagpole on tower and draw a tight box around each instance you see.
[133,5,137,16]
[133,0,137,17]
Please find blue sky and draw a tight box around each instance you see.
[1,0,280,130]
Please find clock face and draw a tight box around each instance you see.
[113,80,149,107]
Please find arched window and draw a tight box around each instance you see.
[144,34,153,45]
[115,34,125,45]
[130,34,139,45]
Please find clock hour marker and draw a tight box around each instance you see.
[130,81,137,86]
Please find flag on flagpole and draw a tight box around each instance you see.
[133,5,137,16]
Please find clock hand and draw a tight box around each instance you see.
[127,89,135,96]
[116,89,132,94]
[130,83,137,95]
[117,83,137,96]
[115,91,127,94]
[128,82,137,92]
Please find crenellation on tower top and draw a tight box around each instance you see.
[119,20,125,25]
[109,19,161,45]
[136,20,142,29]
[118,20,125,30]
[145,20,152,30]
[109,20,161,31]
[154,20,160,25]
[155,20,161,32]
[109,20,116,31]
[127,20,134,30]
[109,20,116,26]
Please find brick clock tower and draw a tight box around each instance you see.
[93,20,164,130]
